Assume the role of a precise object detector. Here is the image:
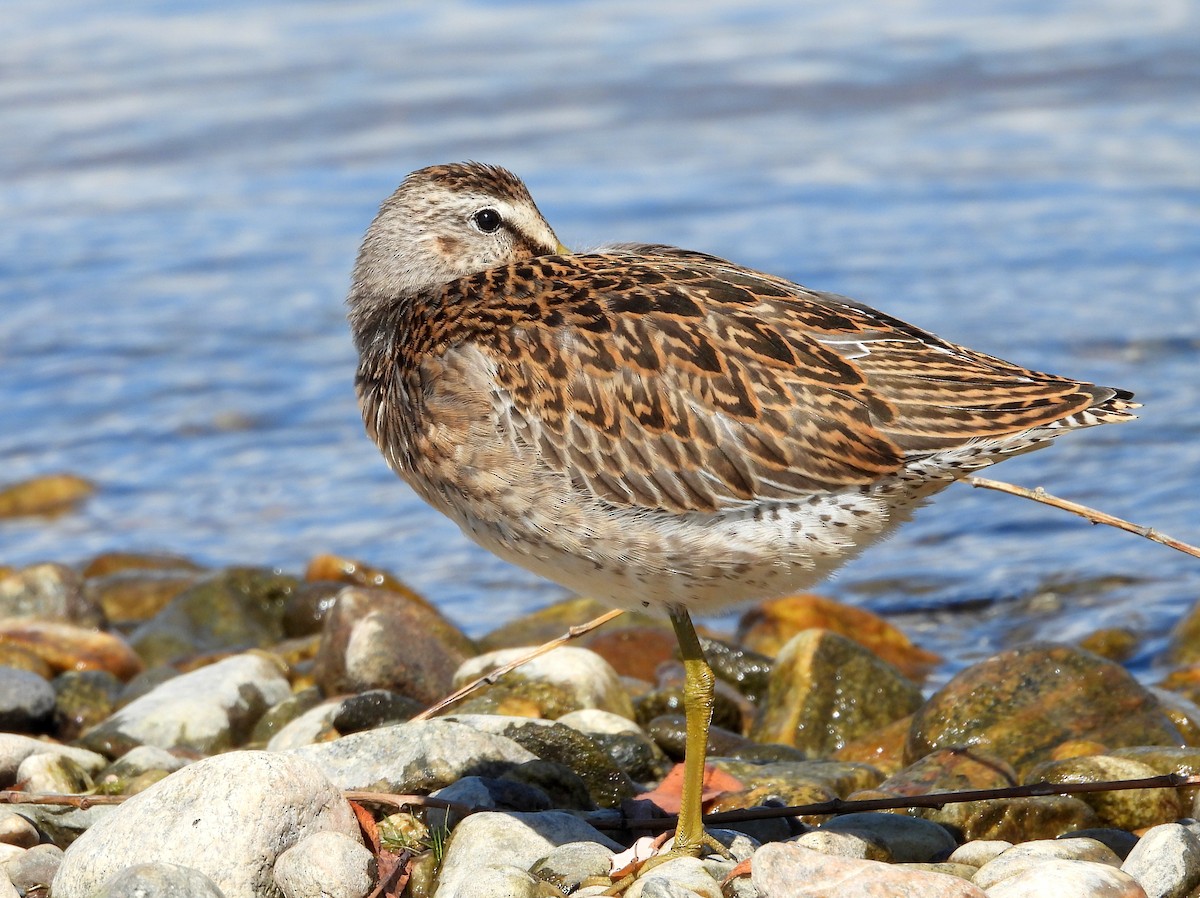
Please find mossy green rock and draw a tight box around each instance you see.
[752,629,924,756]
[1024,754,1184,830]
[917,795,1099,843]
[907,642,1182,774]
[127,567,298,666]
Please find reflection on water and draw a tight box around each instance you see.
[2,0,1198,679]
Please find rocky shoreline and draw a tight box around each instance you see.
[2,549,1200,897]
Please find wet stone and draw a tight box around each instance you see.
[281,580,345,638]
[331,689,423,734]
[919,795,1100,844]
[127,567,299,667]
[714,758,885,799]
[0,667,55,733]
[1151,687,1200,745]
[0,621,142,681]
[907,642,1182,774]
[84,570,201,626]
[737,593,941,681]
[52,669,123,740]
[1024,754,1184,831]
[0,564,102,627]
[699,636,773,704]
[794,828,891,861]
[0,473,94,518]
[873,747,1017,797]
[645,714,763,762]
[250,686,325,746]
[833,714,913,776]
[558,708,670,784]
[500,759,595,812]
[816,812,958,863]
[752,629,924,756]
[314,586,474,706]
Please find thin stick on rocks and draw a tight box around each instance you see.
[410,608,626,721]
[968,476,1200,559]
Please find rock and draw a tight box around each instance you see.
[972,838,1123,890]
[1121,823,1200,898]
[558,709,670,784]
[52,751,358,898]
[751,630,924,755]
[737,594,941,681]
[816,812,958,863]
[313,586,474,705]
[0,734,107,787]
[0,667,54,732]
[446,715,635,808]
[88,862,228,897]
[833,714,913,776]
[1024,755,1183,830]
[331,689,423,734]
[874,747,1017,797]
[51,669,123,740]
[251,687,326,746]
[907,643,1182,774]
[291,719,537,791]
[581,625,677,683]
[281,581,345,638]
[477,597,650,654]
[751,841,986,897]
[624,856,721,898]
[795,828,890,860]
[428,776,553,830]
[84,569,201,626]
[438,864,543,898]
[947,839,1012,867]
[17,752,92,793]
[93,746,189,795]
[274,831,376,898]
[1064,828,1140,860]
[265,700,341,750]
[127,567,298,666]
[434,811,621,898]
[0,810,40,848]
[453,646,634,720]
[984,859,1148,898]
[1150,688,1200,745]
[81,552,206,579]
[0,620,142,680]
[1164,598,1200,667]
[0,564,102,627]
[698,636,774,704]
[0,474,94,518]
[5,843,64,894]
[714,758,884,799]
[530,841,617,893]
[78,653,290,756]
[1079,628,1140,663]
[918,795,1099,843]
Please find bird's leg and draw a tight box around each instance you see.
[668,604,715,856]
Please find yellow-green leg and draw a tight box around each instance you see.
[668,605,715,855]
[605,608,719,894]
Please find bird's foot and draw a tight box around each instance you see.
[603,832,732,895]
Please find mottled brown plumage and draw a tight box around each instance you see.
[347,161,1136,858]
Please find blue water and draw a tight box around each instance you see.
[2,0,1198,681]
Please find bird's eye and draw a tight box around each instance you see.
[472,208,503,233]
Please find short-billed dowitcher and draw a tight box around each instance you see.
[347,162,1136,859]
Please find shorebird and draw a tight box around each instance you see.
[347,161,1137,861]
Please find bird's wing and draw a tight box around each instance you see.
[430,250,1127,514]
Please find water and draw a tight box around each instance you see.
[2,0,1198,683]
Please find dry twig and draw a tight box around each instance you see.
[410,608,625,720]
[968,476,1200,559]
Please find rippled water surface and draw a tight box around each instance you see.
[3,0,1198,680]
